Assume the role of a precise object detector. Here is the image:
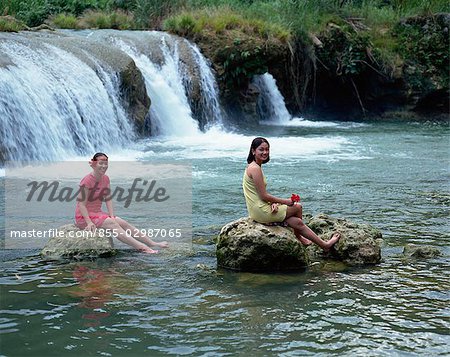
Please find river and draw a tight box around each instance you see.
[1,118,449,356]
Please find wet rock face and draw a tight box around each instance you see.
[216,218,310,272]
[119,60,151,133]
[217,214,383,272]
[41,224,117,260]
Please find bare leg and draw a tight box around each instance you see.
[285,204,312,245]
[101,218,158,253]
[294,230,313,246]
[285,216,340,251]
[114,217,168,248]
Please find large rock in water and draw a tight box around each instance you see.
[306,213,383,265]
[41,224,117,260]
[216,218,309,272]
[216,214,383,271]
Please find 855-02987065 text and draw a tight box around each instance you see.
[124,228,182,238]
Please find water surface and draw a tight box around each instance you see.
[1,120,449,356]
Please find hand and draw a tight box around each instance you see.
[291,193,301,204]
[271,203,279,213]
[85,222,96,232]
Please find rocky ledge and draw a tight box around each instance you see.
[40,224,117,260]
[216,214,383,272]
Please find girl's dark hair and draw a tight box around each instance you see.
[92,152,108,161]
[247,137,270,164]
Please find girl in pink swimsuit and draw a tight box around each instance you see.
[75,153,168,254]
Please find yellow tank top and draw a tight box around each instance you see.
[242,169,287,223]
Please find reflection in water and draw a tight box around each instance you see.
[70,265,115,327]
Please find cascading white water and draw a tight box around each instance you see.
[1,30,228,162]
[0,38,135,162]
[110,34,201,137]
[254,72,291,123]
[187,42,224,127]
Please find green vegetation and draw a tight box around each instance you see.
[393,14,449,91]
[0,15,27,31]
[1,1,447,32]
[50,13,78,29]
[78,9,134,29]
[163,7,291,88]
[1,0,443,79]
[163,7,290,41]
[0,0,447,106]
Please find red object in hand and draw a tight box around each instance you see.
[291,194,300,203]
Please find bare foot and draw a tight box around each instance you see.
[140,246,159,254]
[155,241,169,248]
[297,235,312,246]
[323,232,341,251]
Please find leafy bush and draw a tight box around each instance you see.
[316,23,374,77]
[392,14,449,90]
[16,1,48,27]
[220,44,268,88]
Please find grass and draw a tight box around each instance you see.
[0,0,447,73]
[0,15,27,31]
[50,13,78,29]
[1,0,447,33]
[49,10,135,30]
[163,6,291,42]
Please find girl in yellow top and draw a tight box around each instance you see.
[243,137,340,251]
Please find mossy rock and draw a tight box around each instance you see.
[217,218,309,272]
[307,213,383,266]
[217,214,383,272]
[41,224,117,260]
[403,244,442,259]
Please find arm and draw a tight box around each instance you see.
[105,191,115,218]
[103,176,115,218]
[77,186,95,231]
[247,165,292,205]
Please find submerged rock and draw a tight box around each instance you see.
[40,224,117,260]
[216,218,309,272]
[403,244,442,259]
[216,214,383,272]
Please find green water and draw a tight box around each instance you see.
[1,120,449,356]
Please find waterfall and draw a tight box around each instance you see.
[0,35,135,163]
[0,30,229,162]
[253,72,291,123]
[108,33,200,137]
[187,42,224,128]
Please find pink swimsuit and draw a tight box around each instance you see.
[75,173,110,229]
